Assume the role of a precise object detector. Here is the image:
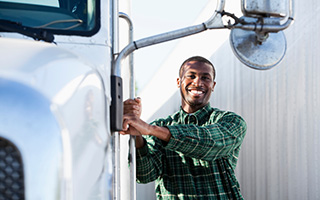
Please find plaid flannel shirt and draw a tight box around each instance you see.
[136,103,247,199]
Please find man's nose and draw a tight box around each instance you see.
[192,77,202,86]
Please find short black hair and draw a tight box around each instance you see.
[179,56,216,80]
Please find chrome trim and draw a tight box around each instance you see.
[111,0,120,199]
[119,12,136,200]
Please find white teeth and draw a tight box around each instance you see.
[190,90,203,94]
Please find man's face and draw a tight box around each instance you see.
[177,61,216,113]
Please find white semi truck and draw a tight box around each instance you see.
[0,0,293,199]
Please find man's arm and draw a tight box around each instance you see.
[122,100,246,161]
[121,98,144,148]
[163,111,247,161]
[121,114,171,143]
[121,98,166,183]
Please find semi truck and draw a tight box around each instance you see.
[0,0,293,199]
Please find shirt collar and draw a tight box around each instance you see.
[179,103,212,124]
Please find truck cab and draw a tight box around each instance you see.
[0,0,120,199]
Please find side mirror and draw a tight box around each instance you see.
[242,0,288,17]
[229,0,294,70]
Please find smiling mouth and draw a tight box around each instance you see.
[188,89,205,96]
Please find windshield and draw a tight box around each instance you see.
[0,0,99,36]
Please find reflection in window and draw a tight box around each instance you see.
[0,0,59,7]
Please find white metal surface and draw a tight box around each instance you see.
[0,78,64,200]
[0,37,112,199]
[0,0,132,199]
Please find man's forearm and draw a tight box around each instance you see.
[149,125,171,142]
[135,126,171,149]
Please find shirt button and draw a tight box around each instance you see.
[189,115,197,124]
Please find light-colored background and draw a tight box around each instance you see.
[132,0,210,92]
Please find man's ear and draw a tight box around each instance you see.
[177,78,181,88]
[212,81,216,91]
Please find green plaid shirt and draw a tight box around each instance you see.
[136,103,247,199]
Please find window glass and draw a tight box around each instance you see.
[0,0,59,7]
[0,0,99,35]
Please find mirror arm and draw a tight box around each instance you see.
[112,23,205,76]
[111,0,226,77]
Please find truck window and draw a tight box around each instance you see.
[0,0,59,7]
[0,0,99,36]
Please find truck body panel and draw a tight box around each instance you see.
[0,37,112,199]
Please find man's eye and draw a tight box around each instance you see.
[187,75,196,79]
[202,76,210,80]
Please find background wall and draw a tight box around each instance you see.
[136,0,320,199]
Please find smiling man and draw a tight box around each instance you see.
[177,57,216,113]
[121,56,247,199]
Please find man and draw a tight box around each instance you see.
[121,56,247,199]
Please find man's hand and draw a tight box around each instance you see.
[121,97,146,148]
[122,113,172,143]
[121,113,152,136]
[123,97,141,117]
[121,98,142,136]
[120,98,172,148]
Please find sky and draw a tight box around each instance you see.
[130,0,210,94]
